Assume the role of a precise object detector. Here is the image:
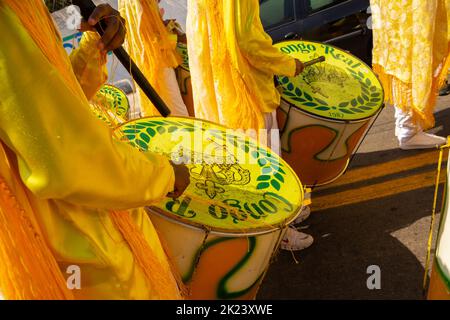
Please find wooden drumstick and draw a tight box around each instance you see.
[303,56,326,67]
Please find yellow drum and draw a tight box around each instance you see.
[275,41,384,187]
[175,43,195,117]
[428,153,450,299]
[115,117,304,300]
[90,84,130,128]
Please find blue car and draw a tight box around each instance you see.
[260,0,372,65]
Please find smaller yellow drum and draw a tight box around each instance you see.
[175,43,195,117]
[115,117,304,300]
[275,40,384,186]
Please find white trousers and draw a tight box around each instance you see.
[263,111,281,155]
[163,67,189,117]
[394,106,420,144]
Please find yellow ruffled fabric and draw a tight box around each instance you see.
[0,1,181,299]
[119,0,181,116]
[186,0,297,131]
[371,0,450,129]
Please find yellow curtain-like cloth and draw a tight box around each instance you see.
[371,0,450,129]
[186,0,297,131]
[119,0,181,116]
[0,1,181,299]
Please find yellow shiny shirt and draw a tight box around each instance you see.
[186,0,297,131]
[0,4,178,299]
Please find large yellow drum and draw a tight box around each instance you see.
[115,117,304,299]
[428,152,450,299]
[275,41,384,186]
[175,43,195,117]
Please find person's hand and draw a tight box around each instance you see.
[167,162,190,199]
[80,4,126,54]
[294,59,305,76]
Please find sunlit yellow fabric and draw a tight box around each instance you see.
[0,3,180,299]
[70,31,108,101]
[186,0,297,131]
[371,0,450,129]
[119,0,181,117]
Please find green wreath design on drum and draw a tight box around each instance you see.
[275,41,384,121]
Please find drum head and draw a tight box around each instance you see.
[275,40,384,121]
[115,117,304,234]
[176,43,190,72]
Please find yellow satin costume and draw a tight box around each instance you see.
[0,1,181,300]
[119,0,181,117]
[186,0,297,131]
[371,0,450,129]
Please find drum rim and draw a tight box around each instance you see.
[146,205,304,237]
[275,39,385,122]
[116,116,305,234]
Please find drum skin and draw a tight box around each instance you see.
[176,43,195,117]
[275,40,384,187]
[90,84,130,128]
[428,156,450,300]
[115,117,304,300]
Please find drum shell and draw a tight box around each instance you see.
[278,99,377,186]
[147,207,289,300]
[428,153,450,299]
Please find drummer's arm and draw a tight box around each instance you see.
[234,0,297,77]
[69,31,108,100]
[0,19,175,210]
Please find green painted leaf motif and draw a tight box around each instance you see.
[257,182,270,190]
[339,102,349,108]
[257,175,271,181]
[357,96,364,104]
[123,129,140,134]
[370,86,377,92]
[371,92,381,97]
[274,173,285,183]
[271,179,281,191]
[371,98,381,102]
[168,126,178,133]
[124,134,135,141]
[358,71,364,78]
[157,126,166,134]
[278,167,286,174]
[350,108,364,113]
[316,106,330,111]
[140,132,151,143]
[258,158,267,166]
[293,98,307,103]
[303,92,313,102]
[287,83,294,91]
[351,99,358,107]
[262,167,272,174]
[146,127,156,137]
[283,91,295,97]
[281,77,289,84]
[135,139,148,151]
[304,102,318,107]
[365,79,372,86]
[362,93,370,101]
[251,151,259,159]
[315,98,328,106]
[367,102,378,107]
[359,106,372,110]
[295,88,303,97]
[340,108,355,114]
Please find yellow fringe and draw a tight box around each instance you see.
[373,50,450,130]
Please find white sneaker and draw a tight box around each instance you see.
[399,132,447,150]
[281,227,314,251]
[294,206,311,224]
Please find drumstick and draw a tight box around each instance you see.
[303,56,326,67]
[72,0,171,117]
